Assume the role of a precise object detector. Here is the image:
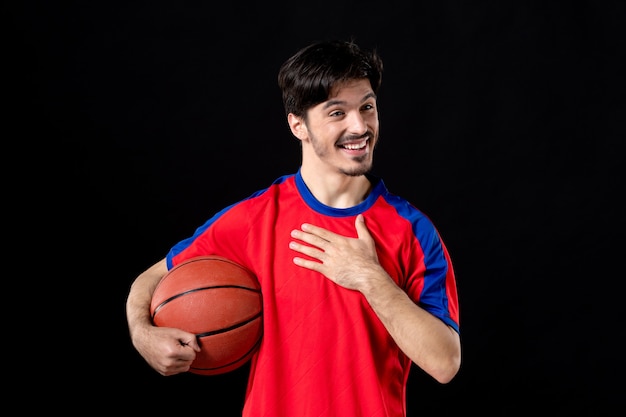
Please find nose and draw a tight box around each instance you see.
[346,111,368,136]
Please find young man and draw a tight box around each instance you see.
[126,39,461,416]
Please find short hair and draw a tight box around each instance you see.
[277,40,384,118]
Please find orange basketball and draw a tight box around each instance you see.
[150,255,263,375]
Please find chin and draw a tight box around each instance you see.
[341,165,372,177]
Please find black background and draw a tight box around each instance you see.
[11,1,624,415]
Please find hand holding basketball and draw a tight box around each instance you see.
[150,256,263,376]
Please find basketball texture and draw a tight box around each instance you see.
[150,255,263,375]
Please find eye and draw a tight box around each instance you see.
[329,110,345,117]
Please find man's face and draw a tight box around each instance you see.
[300,79,379,177]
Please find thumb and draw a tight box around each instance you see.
[354,214,372,240]
[179,333,202,352]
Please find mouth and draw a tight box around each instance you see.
[337,138,368,150]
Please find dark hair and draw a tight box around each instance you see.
[277,40,383,118]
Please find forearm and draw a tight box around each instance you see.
[126,258,168,340]
[363,275,461,384]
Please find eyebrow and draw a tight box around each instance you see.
[322,92,377,110]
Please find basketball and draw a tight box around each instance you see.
[150,255,263,376]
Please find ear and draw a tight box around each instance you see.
[287,113,308,141]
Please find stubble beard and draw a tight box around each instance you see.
[340,155,373,177]
[310,131,377,177]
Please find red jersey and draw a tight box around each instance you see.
[167,170,459,417]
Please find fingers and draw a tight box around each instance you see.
[290,228,330,249]
[178,333,201,352]
[289,239,322,257]
[289,226,328,268]
[354,214,372,240]
[292,255,324,272]
[290,216,371,253]
[297,215,371,242]
[289,216,373,265]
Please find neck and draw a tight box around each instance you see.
[299,166,372,209]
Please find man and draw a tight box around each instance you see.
[126,39,461,416]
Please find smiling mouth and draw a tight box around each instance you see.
[338,138,368,150]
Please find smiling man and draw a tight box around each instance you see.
[126,39,461,417]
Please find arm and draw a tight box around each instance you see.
[289,214,461,383]
[126,258,201,376]
[361,275,461,383]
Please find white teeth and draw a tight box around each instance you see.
[342,140,367,150]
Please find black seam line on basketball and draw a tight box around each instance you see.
[178,256,254,275]
[191,336,263,371]
[151,285,262,318]
[195,311,263,338]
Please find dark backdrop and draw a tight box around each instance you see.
[11,1,624,415]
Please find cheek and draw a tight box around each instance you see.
[312,124,343,143]
[367,114,379,129]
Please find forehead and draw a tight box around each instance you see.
[327,79,375,101]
